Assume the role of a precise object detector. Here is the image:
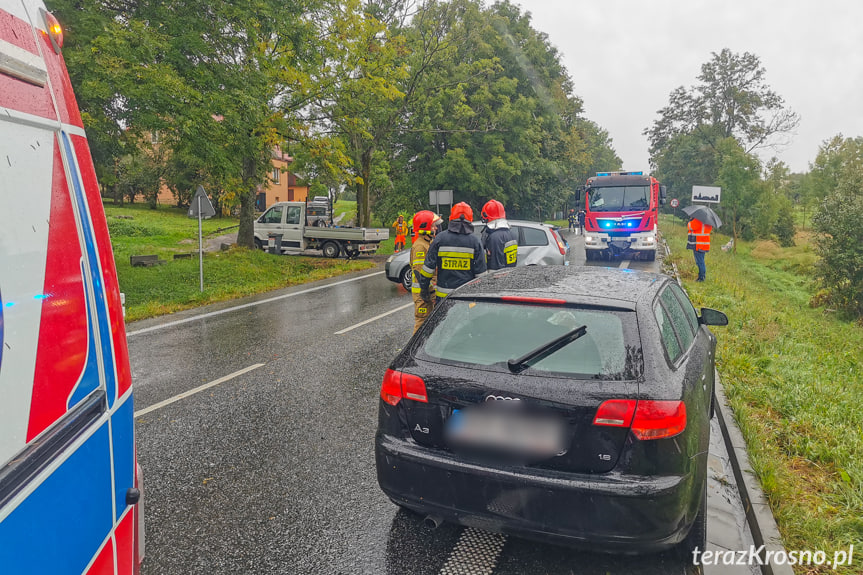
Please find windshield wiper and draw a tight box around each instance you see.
[507,325,587,374]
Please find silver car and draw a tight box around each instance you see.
[384,220,570,289]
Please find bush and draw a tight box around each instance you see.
[812,175,863,315]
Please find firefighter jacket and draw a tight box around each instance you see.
[482,221,518,270]
[410,233,435,294]
[686,219,712,252]
[393,219,408,237]
[418,219,487,298]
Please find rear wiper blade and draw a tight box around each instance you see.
[507,325,587,374]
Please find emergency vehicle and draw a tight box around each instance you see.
[0,1,143,573]
[578,171,666,261]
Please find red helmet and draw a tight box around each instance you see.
[450,202,473,222]
[413,210,437,234]
[481,199,505,223]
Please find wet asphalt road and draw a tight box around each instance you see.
[130,232,757,575]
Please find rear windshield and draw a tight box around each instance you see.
[417,299,642,379]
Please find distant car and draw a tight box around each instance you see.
[375,266,727,554]
[384,220,569,290]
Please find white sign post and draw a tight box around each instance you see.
[188,185,216,292]
[692,185,721,204]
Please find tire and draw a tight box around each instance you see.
[643,250,656,261]
[322,241,340,259]
[345,248,360,259]
[254,237,263,251]
[585,250,595,261]
[314,219,326,227]
[680,478,707,561]
[400,267,413,290]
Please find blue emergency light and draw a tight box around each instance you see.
[595,171,644,177]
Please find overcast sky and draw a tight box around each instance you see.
[517,0,863,174]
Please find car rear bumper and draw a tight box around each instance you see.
[376,433,695,552]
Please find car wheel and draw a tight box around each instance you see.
[254,238,263,251]
[643,250,656,261]
[322,241,340,258]
[585,250,594,261]
[680,481,707,559]
[400,267,413,290]
[314,219,326,227]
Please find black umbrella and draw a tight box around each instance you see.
[682,204,722,228]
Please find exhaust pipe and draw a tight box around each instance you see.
[423,515,443,529]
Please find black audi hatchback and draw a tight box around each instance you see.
[375,266,727,554]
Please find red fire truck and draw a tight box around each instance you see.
[579,171,666,261]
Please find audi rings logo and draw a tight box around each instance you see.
[485,395,521,402]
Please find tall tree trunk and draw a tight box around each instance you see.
[359,148,373,227]
[237,158,257,248]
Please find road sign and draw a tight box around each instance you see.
[189,185,216,219]
[692,185,721,204]
[429,190,453,205]
[670,198,679,208]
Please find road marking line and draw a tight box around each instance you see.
[127,271,385,337]
[618,259,631,269]
[334,302,413,335]
[439,528,506,575]
[134,363,265,418]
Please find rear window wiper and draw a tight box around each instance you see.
[507,325,587,374]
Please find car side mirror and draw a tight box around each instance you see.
[699,307,728,326]
[659,185,667,205]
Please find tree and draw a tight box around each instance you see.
[51,0,324,247]
[715,138,763,250]
[645,49,799,166]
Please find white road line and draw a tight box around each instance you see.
[618,259,631,269]
[439,528,507,575]
[334,302,413,335]
[134,363,265,418]
[126,271,385,337]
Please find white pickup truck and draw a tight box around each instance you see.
[254,201,389,258]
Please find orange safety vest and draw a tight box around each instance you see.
[687,220,712,252]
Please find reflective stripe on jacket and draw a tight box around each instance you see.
[410,233,434,294]
[482,226,518,270]
[687,219,712,252]
[418,220,486,296]
[393,220,408,235]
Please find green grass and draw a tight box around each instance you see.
[334,200,357,225]
[104,202,375,322]
[661,215,863,573]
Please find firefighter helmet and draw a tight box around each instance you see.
[481,200,506,223]
[450,202,473,222]
[413,210,437,234]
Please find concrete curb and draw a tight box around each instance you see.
[664,239,794,575]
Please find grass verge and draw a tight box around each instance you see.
[104,202,375,322]
[661,214,863,574]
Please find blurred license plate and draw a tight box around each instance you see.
[447,408,565,457]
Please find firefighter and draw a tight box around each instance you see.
[686,218,712,282]
[568,209,576,232]
[410,210,442,333]
[418,202,486,302]
[392,214,408,252]
[480,199,518,270]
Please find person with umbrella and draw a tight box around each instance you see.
[683,205,722,282]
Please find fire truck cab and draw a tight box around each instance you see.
[579,171,666,261]
[0,1,143,573]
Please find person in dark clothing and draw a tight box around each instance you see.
[577,209,586,235]
[418,202,486,302]
[481,199,518,270]
[568,209,576,232]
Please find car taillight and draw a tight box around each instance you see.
[593,400,686,440]
[631,400,686,440]
[380,369,428,405]
[593,399,636,427]
[551,229,566,255]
